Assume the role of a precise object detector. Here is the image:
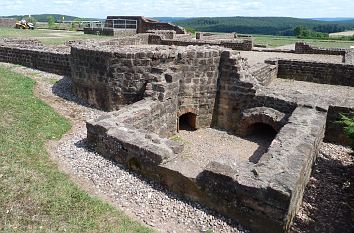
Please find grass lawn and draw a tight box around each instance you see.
[0,65,152,233]
[253,35,354,48]
[0,28,110,45]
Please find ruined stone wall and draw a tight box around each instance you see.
[0,42,70,75]
[196,32,236,40]
[295,42,346,56]
[84,27,137,37]
[249,62,277,86]
[177,49,222,128]
[276,59,354,87]
[215,51,258,130]
[146,30,176,39]
[345,49,354,65]
[0,18,16,28]
[70,44,162,111]
[71,42,224,124]
[149,34,253,51]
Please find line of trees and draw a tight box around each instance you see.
[294,26,329,39]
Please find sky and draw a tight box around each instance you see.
[1,0,354,18]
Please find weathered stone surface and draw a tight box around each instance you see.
[1,36,354,233]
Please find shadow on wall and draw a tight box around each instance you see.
[52,76,94,109]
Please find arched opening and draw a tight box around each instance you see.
[178,113,197,131]
[246,123,278,163]
[247,122,277,139]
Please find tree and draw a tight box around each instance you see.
[47,16,55,28]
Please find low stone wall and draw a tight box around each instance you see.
[0,18,16,28]
[146,30,175,39]
[345,49,354,65]
[295,42,346,56]
[83,27,137,37]
[0,42,70,75]
[275,59,354,87]
[149,34,253,51]
[196,32,236,40]
[249,63,277,86]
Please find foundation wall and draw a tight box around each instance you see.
[0,43,70,75]
[83,27,137,37]
[276,59,354,87]
[295,42,346,56]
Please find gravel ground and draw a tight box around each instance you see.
[239,51,343,66]
[291,143,354,233]
[2,63,353,233]
[165,128,274,177]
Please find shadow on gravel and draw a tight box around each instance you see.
[52,76,94,109]
[73,137,251,232]
[291,150,354,233]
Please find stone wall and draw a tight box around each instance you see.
[249,62,277,86]
[149,34,253,51]
[275,59,354,87]
[84,27,137,37]
[146,30,176,39]
[86,49,328,232]
[196,32,236,40]
[295,42,346,56]
[0,18,16,28]
[71,41,223,121]
[345,49,354,65]
[0,41,70,75]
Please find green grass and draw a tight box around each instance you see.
[0,28,110,45]
[0,65,152,233]
[253,35,354,48]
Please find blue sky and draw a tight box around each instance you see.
[1,0,354,18]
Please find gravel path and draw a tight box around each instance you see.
[240,51,343,66]
[2,63,353,233]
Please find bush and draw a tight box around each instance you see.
[47,16,55,28]
[185,27,197,34]
[341,115,354,151]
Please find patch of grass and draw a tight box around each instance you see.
[0,28,110,45]
[0,65,152,233]
[253,35,354,48]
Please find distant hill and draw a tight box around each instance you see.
[310,18,354,22]
[2,14,102,22]
[174,16,354,35]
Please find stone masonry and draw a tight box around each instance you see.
[0,36,353,233]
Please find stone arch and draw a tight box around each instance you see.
[237,107,287,137]
[177,108,198,131]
